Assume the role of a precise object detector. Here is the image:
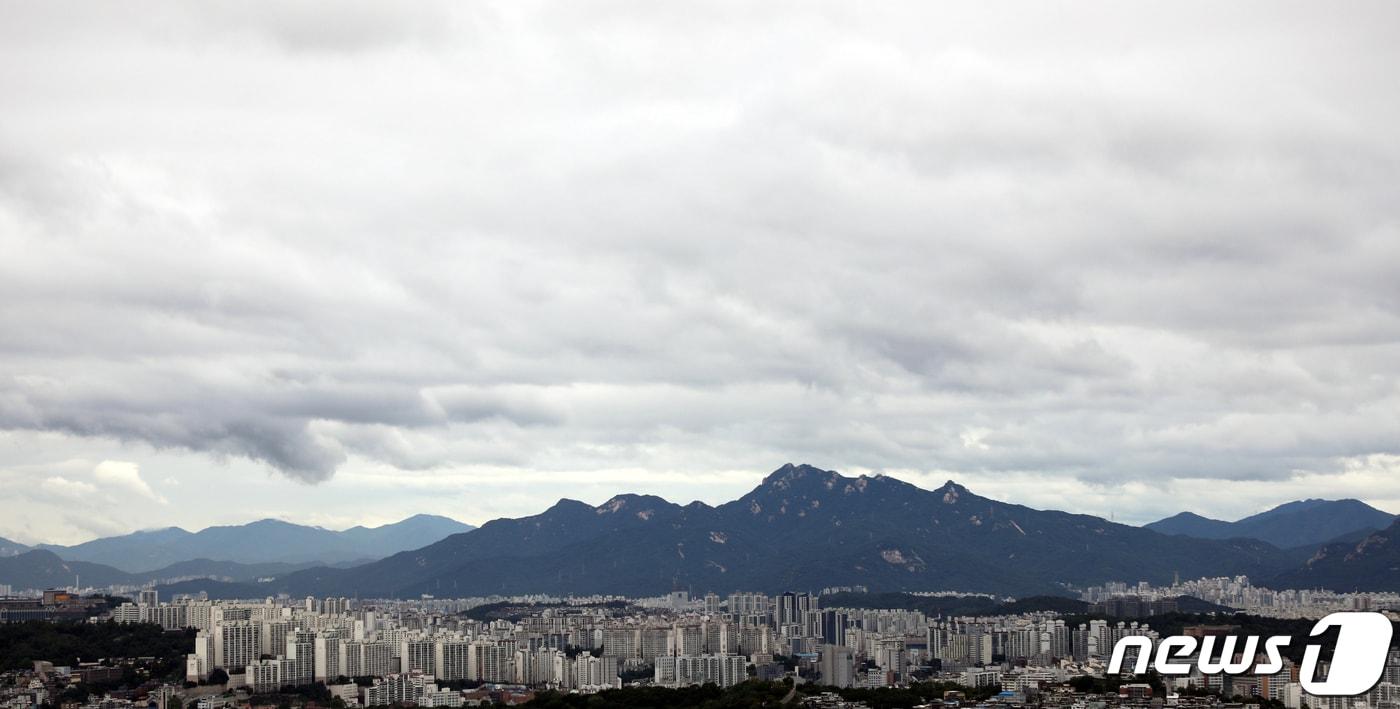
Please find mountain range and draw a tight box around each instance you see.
[1145,499,1395,549]
[0,536,28,558]
[158,464,1314,599]
[1272,519,1400,591]
[12,465,1394,599]
[0,549,331,590]
[0,515,475,591]
[26,514,475,572]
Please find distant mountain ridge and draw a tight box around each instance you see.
[0,536,28,558]
[0,549,328,590]
[1143,512,1235,539]
[1270,518,1400,591]
[31,514,475,572]
[1145,499,1394,549]
[161,464,1300,599]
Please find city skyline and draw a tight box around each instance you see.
[4,2,1400,545]
[4,572,1394,707]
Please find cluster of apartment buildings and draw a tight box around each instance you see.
[1079,577,1400,619]
[115,590,791,702]
[88,586,1400,709]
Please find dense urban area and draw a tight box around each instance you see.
[3,576,1399,709]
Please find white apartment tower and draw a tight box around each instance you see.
[213,621,260,671]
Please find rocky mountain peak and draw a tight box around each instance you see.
[935,479,970,502]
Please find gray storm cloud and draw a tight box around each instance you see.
[0,0,1398,489]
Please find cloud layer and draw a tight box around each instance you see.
[1,1,1399,540]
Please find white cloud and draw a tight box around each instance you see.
[93,460,166,504]
[40,475,97,499]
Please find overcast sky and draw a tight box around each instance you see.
[2,2,1399,545]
